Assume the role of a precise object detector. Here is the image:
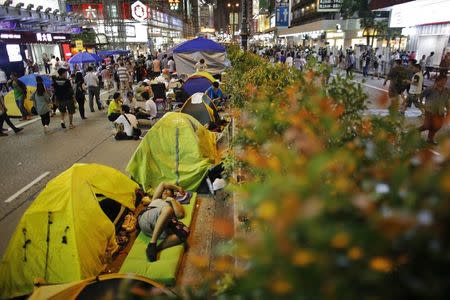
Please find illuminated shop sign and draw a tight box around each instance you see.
[317,0,343,12]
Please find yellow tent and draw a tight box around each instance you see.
[28,273,176,300]
[4,86,35,117]
[0,164,139,299]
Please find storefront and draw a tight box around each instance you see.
[279,19,361,51]
[387,0,450,65]
[0,31,71,76]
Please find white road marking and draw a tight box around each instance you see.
[4,172,50,203]
[358,82,388,92]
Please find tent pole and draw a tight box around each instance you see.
[44,211,53,281]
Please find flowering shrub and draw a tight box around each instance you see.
[192,46,450,299]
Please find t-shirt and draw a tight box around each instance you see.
[168,60,175,73]
[114,113,138,137]
[206,86,223,100]
[148,198,169,209]
[145,99,157,118]
[108,100,122,116]
[408,72,423,95]
[285,56,293,67]
[117,66,129,82]
[422,87,450,115]
[195,62,207,72]
[12,81,24,99]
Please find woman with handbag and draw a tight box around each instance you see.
[74,72,87,119]
[31,76,51,134]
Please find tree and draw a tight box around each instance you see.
[341,0,375,46]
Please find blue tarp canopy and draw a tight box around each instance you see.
[19,74,52,89]
[173,37,225,53]
[97,49,130,56]
[68,52,104,64]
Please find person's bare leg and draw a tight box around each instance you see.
[69,114,73,127]
[157,234,182,251]
[60,111,65,123]
[151,206,174,244]
[147,206,174,261]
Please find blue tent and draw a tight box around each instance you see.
[19,74,52,89]
[68,52,104,64]
[182,76,213,97]
[97,49,130,56]
[172,37,227,75]
[173,37,225,53]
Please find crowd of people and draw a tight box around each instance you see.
[1,49,227,139]
[250,45,449,144]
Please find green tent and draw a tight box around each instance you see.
[126,112,218,192]
[0,164,139,299]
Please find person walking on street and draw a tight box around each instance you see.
[9,73,29,121]
[53,68,75,129]
[419,54,426,71]
[401,63,424,114]
[42,54,50,74]
[372,55,381,79]
[75,72,87,119]
[423,52,435,79]
[31,76,51,133]
[117,63,129,92]
[0,68,7,91]
[418,74,449,144]
[84,67,102,112]
[384,59,408,111]
[0,93,23,136]
[152,57,161,78]
[346,51,355,77]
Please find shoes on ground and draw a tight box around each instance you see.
[0,132,8,136]
[69,124,75,129]
[14,127,23,134]
[81,117,87,119]
[61,122,66,129]
[43,125,49,134]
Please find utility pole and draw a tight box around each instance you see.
[240,0,249,50]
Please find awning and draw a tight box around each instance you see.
[279,19,360,37]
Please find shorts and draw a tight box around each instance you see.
[138,206,169,239]
[58,101,75,114]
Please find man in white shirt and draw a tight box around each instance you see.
[145,97,157,119]
[423,52,435,79]
[285,54,293,67]
[401,63,424,114]
[114,105,140,139]
[84,66,103,112]
[168,57,175,73]
[195,59,207,72]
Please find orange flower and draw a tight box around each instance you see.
[377,92,390,108]
[370,256,393,273]
[292,250,315,266]
[257,201,277,221]
[347,247,363,260]
[271,279,293,295]
[331,232,350,249]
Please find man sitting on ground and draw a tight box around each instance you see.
[205,81,224,105]
[114,105,141,140]
[138,182,186,261]
[107,92,123,122]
